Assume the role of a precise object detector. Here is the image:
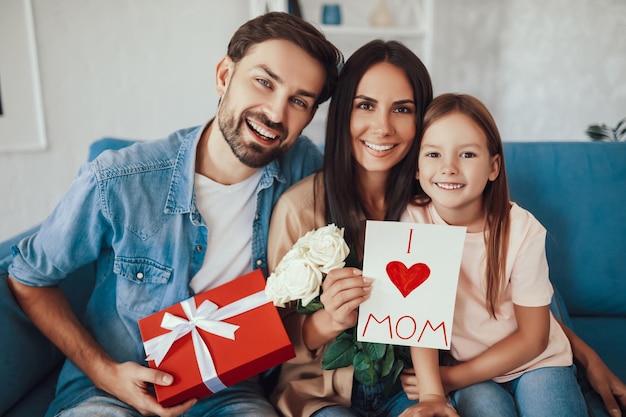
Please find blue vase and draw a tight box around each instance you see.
[322,4,342,25]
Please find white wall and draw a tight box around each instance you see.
[429,0,626,141]
[1,0,625,239]
[0,0,248,240]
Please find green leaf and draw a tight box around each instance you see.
[586,124,613,141]
[391,358,406,383]
[383,360,406,398]
[394,345,412,367]
[361,342,387,361]
[616,118,626,141]
[321,330,411,398]
[296,297,324,314]
[380,344,395,377]
[344,247,362,269]
[353,351,379,386]
[322,334,356,370]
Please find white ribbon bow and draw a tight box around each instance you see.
[143,290,268,393]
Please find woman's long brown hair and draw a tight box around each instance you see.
[323,40,433,257]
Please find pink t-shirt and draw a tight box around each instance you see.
[401,202,572,382]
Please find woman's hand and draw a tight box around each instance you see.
[319,267,372,330]
[303,267,372,350]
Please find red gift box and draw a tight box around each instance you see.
[138,269,295,407]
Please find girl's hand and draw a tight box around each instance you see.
[399,394,459,417]
[319,267,372,330]
[401,368,420,400]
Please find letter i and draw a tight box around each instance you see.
[407,228,413,254]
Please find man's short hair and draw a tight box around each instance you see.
[227,12,343,106]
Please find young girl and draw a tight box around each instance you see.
[403,93,588,416]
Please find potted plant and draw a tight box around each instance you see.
[585,117,626,141]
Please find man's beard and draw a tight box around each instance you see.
[217,97,290,168]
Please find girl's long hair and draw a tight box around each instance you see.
[324,40,432,256]
[414,93,510,317]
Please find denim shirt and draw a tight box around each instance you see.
[8,123,322,411]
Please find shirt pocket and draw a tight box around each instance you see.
[114,256,172,317]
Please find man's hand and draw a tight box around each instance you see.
[557,319,626,417]
[583,357,626,417]
[98,361,196,417]
[7,277,196,417]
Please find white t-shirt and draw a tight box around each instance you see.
[189,169,263,293]
[401,202,572,382]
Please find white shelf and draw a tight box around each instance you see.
[319,24,426,38]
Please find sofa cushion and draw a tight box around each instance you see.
[571,316,626,382]
[2,366,60,417]
[0,138,138,416]
[504,142,626,317]
[0,262,64,415]
[0,231,96,415]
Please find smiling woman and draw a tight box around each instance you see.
[349,61,417,176]
[266,39,435,417]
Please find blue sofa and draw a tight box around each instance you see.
[1,139,624,416]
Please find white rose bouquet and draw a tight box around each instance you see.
[266,223,410,396]
[265,224,350,310]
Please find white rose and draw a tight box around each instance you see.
[304,224,350,274]
[265,272,290,307]
[280,257,323,306]
[292,228,316,250]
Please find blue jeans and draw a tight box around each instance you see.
[449,366,588,417]
[312,376,417,417]
[50,378,278,417]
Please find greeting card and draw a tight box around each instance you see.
[357,221,465,349]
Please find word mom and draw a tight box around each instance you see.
[361,313,449,347]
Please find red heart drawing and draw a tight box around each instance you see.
[386,261,431,298]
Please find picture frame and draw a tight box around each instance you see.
[0,0,47,152]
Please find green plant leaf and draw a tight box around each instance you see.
[585,124,613,141]
[322,332,356,370]
[391,358,406,382]
[361,342,387,361]
[321,330,411,398]
[383,359,406,398]
[296,297,324,314]
[395,345,412,367]
[353,351,379,386]
[380,344,395,377]
[616,118,626,141]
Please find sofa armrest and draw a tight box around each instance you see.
[0,137,138,415]
[0,228,97,415]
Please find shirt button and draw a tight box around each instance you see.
[136,272,144,279]
[256,259,263,266]
[195,245,203,252]
[255,214,259,220]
